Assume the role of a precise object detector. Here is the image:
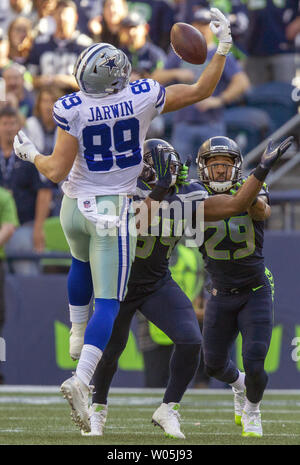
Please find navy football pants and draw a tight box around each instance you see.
[93,277,202,404]
[203,276,273,403]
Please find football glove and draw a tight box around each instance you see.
[254,136,294,182]
[13,130,39,163]
[229,179,246,195]
[149,146,172,201]
[177,156,192,186]
[210,8,232,56]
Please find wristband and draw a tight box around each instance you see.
[216,42,232,56]
[253,165,269,182]
[149,185,169,201]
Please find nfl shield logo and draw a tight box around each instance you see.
[83,200,91,209]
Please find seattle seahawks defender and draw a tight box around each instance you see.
[85,139,207,439]
[78,135,292,439]
[12,9,234,432]
[196,136,280,437]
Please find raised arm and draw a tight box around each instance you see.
[203,137,294,221]
[247,196,271,221]
[162,8,232,114]
[204,175,262,221]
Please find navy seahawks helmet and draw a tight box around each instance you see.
[140,139,181,187]
[196,136,243,192]
[73,43,131,97]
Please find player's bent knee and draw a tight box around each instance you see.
[171,321,202,345]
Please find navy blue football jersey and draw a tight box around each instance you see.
[199,181,270,289]
[128,179,207,286]
[26,32,92,77]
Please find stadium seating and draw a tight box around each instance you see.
[245,82,298,130]
[224,106,273,155]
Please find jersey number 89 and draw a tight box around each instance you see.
[82,117,142,171]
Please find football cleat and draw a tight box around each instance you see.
[232,387,246,426]
[60,374,92,433]
[152,402,185,439]
[241,409,263,437]
[69,324,86,361]
[81,403,108,436]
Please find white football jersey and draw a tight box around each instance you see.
[53,79,166,198]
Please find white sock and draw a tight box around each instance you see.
[76,344,102,386]
[71,322,87,336]
[69,304,90,324]
[244,398,261,413]
[230,371,245,391]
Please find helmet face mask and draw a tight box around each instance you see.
[73,43,132,97]
[196,137,243,193]
[140,139,181,187]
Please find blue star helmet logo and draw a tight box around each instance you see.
[102,56,118,75]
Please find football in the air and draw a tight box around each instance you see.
[170,22,207,65]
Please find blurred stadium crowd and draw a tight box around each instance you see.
[0,0,299,387]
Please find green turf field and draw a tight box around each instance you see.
[0,388,299,445]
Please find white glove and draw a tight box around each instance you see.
[210,8,232,56]
[13,130,39,163]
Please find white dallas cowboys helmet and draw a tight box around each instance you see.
[73,43,131,98]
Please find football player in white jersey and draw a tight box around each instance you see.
[13,8,233,432]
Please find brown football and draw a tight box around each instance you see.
[170,22,207,65]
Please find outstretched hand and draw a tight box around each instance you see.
[210,7,232,57]
[254,136,294,182]
[148,147,173,201]
[151,146,172,190]
[13,130,39,163]
[260,136,294,170]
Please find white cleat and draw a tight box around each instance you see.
[60,374,92,433]
[69,325,86,361]
[241,409,263,437]
[152,402,185,439]
[232,387,246,426]
[81,403,108,436]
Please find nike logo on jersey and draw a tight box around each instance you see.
[88,101,134,122]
